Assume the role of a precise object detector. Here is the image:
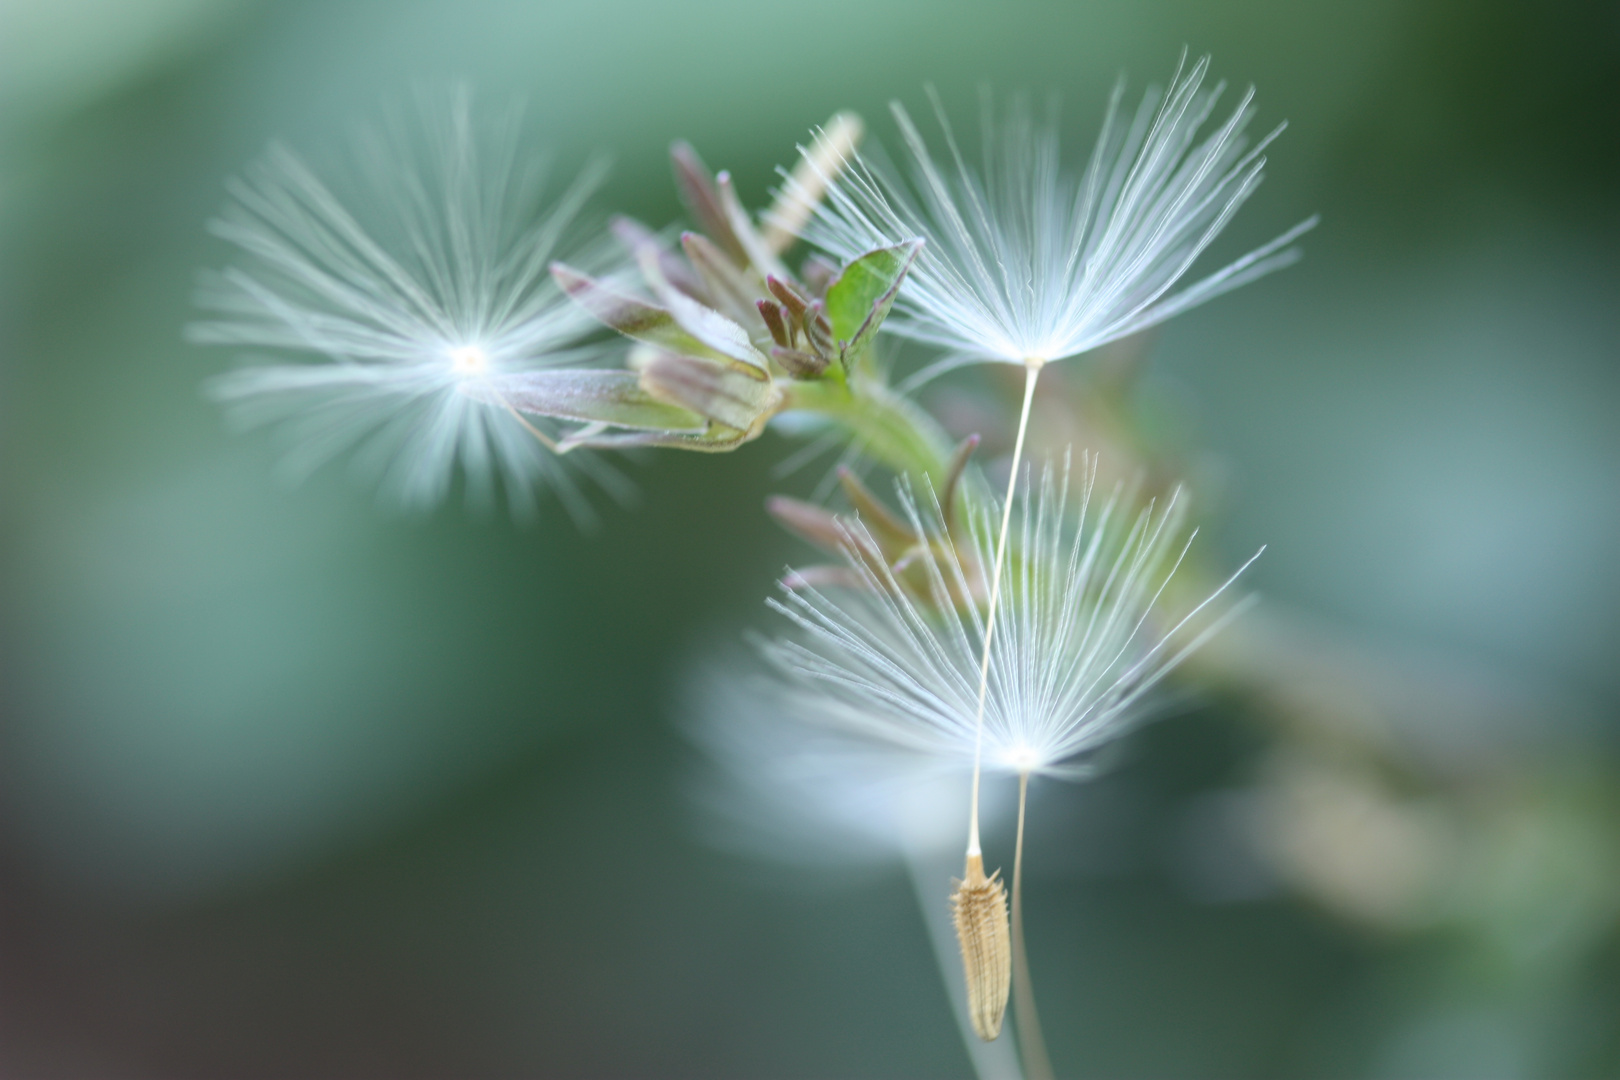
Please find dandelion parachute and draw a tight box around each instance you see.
[790,53,1317,375]
[763,454,1263,778]
[189,89,622,519]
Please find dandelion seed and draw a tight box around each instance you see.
[785,61,1300,1045]
[784,61,1305,948]
[188,89,622,520]
[765,453,1260,1054]
[952,851,1011,1041]
[790,52,1317,376]
[765,455,1260,783]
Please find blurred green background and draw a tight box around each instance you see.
[1,0,1617,1076]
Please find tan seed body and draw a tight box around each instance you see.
[951,852,1011,1040]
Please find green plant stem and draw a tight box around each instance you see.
[781,376,955,484]
[1012,771,1053,1080]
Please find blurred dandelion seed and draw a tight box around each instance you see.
[447,344,491,377]
[188,89,624,521]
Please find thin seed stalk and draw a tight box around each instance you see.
[968,359,1042,855]
[950,358,1042,1043]
[1012,771,1054,1080]
[793,357,1050,1052]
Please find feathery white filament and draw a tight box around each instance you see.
[968,361,1042,856]
[791,53,1317,375]
[764,455,1262,778]
[189,90,619,519]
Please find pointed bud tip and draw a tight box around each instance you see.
[549,262,586,289]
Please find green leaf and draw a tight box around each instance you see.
[639,354,782,431]
[486,370,705,432]
[823,239,922,346]
[844,242,921,367]
[551,263,711,358]
[680,231,761,326]
[716,170,790,282]
[635,248,771,376]
[554,260,768,376]
[558,422,757,453]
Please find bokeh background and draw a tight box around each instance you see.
[2,0,1617,1076]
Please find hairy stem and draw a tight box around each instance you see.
[967,360,1042,856]
[1012,771,1053,1080]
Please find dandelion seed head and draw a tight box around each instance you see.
[188,88,623,520]
[784,53,1317,376]
[762,452,1262,779]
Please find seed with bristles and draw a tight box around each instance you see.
[951,852,1010,1041]
[762,111,864,254]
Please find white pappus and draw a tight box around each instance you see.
[762,454,1264,781]
[189,90,625,520]
[788,53,1318,376]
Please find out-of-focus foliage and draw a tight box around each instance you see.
[0,0,1615,1077]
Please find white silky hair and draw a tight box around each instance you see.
[764,454,1263,778]
[683,661,995,868]
[189,88,624,520]
[790,53,1318,376]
